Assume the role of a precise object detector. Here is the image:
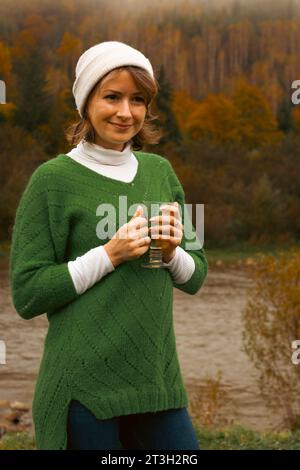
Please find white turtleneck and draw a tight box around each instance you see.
[66,140,195,295]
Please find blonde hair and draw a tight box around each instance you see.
[65,66,163,151]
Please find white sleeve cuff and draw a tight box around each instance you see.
[162,246,195,284]
[68,245,115,295]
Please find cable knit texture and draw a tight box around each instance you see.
[9,150,208,450]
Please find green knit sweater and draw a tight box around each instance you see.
[9,150,208,450]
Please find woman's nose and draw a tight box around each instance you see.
[116,99,132,118]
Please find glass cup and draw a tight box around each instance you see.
[140,200,175,269]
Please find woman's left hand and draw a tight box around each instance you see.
[149,201,183,263]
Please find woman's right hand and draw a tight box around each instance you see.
[103,205,151,268]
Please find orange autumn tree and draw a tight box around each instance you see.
[231,77,283,148]
[172,78,283,149]
[171,90,199,135]
[185,93,241,144]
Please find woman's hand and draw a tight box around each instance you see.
[149,202,183,263]
[104,206,151,267]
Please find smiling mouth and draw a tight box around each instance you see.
[109,122,132,129]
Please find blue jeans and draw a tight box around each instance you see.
[67,399,200,450]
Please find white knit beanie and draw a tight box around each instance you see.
[72,41,155,118]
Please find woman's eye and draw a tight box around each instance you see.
[104,95,145,103]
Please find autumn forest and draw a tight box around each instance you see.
[0,0,300,247]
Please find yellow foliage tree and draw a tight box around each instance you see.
[231,77,283,148]
[171,78,284,148]
[185,93,241,144]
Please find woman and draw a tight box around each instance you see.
[9,41,208,450]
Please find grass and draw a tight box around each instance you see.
[195,425,300,450]
[1,426,300,450]
[0,431,36,450]
[205,241,300,266]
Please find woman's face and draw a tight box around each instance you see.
[86,69,147,151]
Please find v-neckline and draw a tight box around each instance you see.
[57,151,142,187]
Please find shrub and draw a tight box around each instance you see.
[242,249,300,430]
